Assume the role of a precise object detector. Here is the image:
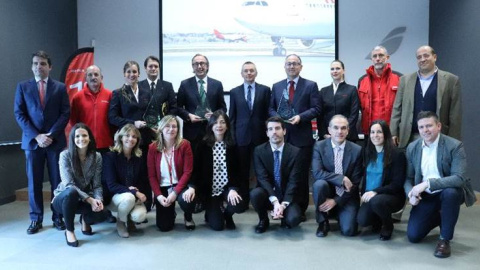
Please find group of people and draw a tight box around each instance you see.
[13,46,474,258]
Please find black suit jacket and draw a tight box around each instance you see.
[229,83,271,146]
[311,138,362,206]
[269,77,320,147]
[108,85,154,146]
[177,76,227,141]
[14,78,70,150]
[253,142,302,203]
[360,147,406,202]
[317,82,360,141]
[191,140,239,200]
[138,79,177,116]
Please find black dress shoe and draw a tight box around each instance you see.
[27,221,43,234]
[255,218,269,233]
[434,239,451,258]
[64,231,79,247]
[379,223,393,241]
[184,213,195,231]
[316,221,330,237]
[300,214,307,222]
[53,218,66,231]
[79,215,94,236]
[225,215,236,230]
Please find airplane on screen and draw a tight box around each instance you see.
[234,0,335,56]
[213,29,247,43]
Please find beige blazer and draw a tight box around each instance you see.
[390,69,462,148]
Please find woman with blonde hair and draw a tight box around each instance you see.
[148,115,195,231]
[103,124,147,238]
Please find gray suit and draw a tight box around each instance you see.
[311,138,362,236]
[405,134,475,207]
[390,69,462,148]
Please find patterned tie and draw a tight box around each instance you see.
[273,150,283,200]
[39,80,46,108]
[247,85,252,111]
[334,146,345,196]
[150,81,155,93]
[288,81,295,104]
[199,79,206,105]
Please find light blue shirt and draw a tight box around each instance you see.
[366,152,384,191]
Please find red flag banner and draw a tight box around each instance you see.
[60,47,94,103]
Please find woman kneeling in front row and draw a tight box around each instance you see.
[148,115,196,231]
[357,120,406,240]
[52,123,108,247]
[103,124,147,238]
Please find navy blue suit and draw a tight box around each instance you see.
[177,76,227,151]
[14,78,70,222]
[229,82,271,203]
[269,76,320,213]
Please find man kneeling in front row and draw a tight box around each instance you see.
[250,117,303,233]
[405,111,476,258]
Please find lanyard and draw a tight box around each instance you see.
[163,147,175,187]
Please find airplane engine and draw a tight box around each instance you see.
[298,39,334,50]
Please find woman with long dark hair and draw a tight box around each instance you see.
[357,120,406,240]
[108,60,153,211]
[147,115,195,231]
[188,110,246,231]
[52,123,108,247]
[317,60,360,141]
[103,124,147,238]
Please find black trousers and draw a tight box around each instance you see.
[357,193,404,229]
[52,188,108,232]
[155,187,196,231]
[250,187,301,228]
[186,189,246,231]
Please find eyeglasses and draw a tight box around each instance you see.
[285,62,301,67]
[192,62,207,67]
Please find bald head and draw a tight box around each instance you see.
[85,65,103,92]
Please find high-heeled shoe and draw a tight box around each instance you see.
[64,231,79,247]
[79,215,93,235]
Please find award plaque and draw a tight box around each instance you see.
[277,89,296,120]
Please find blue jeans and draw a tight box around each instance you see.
[407,187,464,242]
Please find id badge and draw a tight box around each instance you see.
[168,186,174,195]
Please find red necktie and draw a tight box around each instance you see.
[288,81,295,103]
[39,80,45,108]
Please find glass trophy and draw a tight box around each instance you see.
[277,89,296,121]
[194,97,212,121]
[143,95,165,129]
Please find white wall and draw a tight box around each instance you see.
[77,0,160,90]
[339,0,429,82]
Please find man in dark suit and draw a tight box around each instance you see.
[138,56,177,119]
[229,61,271,205]
[405,111,476,258]
[269,54,321,219]
[251,117,302,233]
[311,114,362,237]
[177,54,227,152]
[14,51,70,234]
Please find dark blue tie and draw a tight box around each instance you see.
[273,150,282,200]
[247,85,252,111]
